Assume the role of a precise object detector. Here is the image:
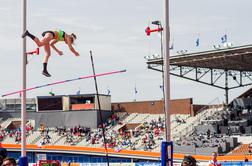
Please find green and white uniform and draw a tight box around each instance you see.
[57,30,65,41]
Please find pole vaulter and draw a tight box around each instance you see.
[2,69,126,97]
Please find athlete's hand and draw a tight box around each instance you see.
[74,52,80,57]
[57,50,63,56]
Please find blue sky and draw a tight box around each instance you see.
[1,0,252,104]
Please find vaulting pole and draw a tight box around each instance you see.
[89,51,110,166]
[2,70,126,97]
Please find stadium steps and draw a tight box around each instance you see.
[75,137,89,146]
[27,131,41,144]
[171,106,223,140]
[227,144,252,156]
[49,132,62,145]
[129,114,150,123]
[145,114,165,123]
[0,118,15,128]
[53,134,82,146]
[133,137,144,150]
[123,113,138,123]
[52,134,66,145]
[110,113,138,131]
[0,118,30,129]
[33,131,62,145]
[53,135,68,145]
[2,135,18,144]
[28,131,44,145]
[115,112,128,120]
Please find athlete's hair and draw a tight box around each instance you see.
[70,33,77,44]
[71,33,77,39]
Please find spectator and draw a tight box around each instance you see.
[181,155,197,166]
[1,158,17,166]
[208,152,221,166]
[0,148,7,165]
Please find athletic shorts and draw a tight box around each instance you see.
[42,31,55,38]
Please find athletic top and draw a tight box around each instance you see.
[57,30,65,41]
[208,160,221,166]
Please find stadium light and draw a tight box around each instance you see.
[223,42,233,48]
[152,54,161,59]
[177,50,187,54]
[213,44,221,49]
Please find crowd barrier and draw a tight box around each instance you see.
[51,162,252,166]
[221,162,252,166]
[4,144,252,164]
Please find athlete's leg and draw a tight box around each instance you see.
[22,30,53,47]
[42,44,51,77]
[34,33,53,47]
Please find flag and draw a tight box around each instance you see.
[107,88,111,95]
[76,90,80,95]
[221,34,227,43]
[196,38,200,47]
[49,91,55,96]
[134,86,138,94]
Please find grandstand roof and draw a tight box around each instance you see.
[147,44,252,71]
[238,87,252,98]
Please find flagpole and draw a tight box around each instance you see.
[134,85,137,102]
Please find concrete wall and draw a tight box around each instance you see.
[0,110,112,129]
[95,95,111,110]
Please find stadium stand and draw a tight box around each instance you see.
[2,92,252,164]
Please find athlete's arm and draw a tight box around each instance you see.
[66,37,79,56]
[50,39,63,55]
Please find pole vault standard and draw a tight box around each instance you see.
[164,0,171,144]
[2,70,126,97]
[162,0,172,166]
[21,0,27,161]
